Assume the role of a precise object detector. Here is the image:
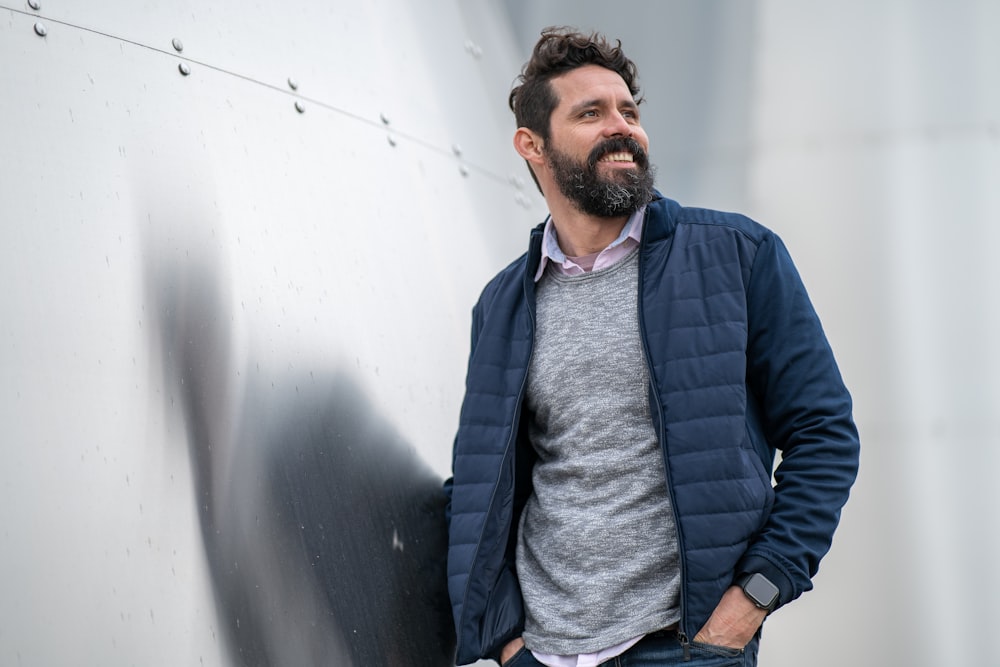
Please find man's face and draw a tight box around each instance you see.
[543,64,654,218]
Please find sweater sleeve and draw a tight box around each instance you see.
[737,232,860,608]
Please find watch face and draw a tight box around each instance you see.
[744,573,779,609]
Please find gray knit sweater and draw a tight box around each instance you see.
[517,249,681,655]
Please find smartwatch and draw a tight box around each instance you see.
[737,572,779,612]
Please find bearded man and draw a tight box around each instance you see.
[444,27,860,667]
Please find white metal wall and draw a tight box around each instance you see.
[0,1,539,664]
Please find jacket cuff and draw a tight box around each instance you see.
[735,553,797,611]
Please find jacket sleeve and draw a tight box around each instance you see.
[737,232,860,608]
[443,300,485,525]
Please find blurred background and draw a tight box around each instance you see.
[1,1,997,665]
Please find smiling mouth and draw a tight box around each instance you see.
[598,151,635,163]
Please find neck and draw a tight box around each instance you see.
[546,198,629,257]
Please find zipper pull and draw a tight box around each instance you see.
[678,631,691,661]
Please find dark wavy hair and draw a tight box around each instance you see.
[509,27,642,141]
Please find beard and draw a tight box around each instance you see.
[546,136,655,218]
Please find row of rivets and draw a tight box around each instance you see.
[28,0,43,36]
[168,40,304,112]
[379,119,470,176]
[26,20,492,180]
[172,37,188,77]
[454,144,469,177]
[511,174,530,207]
[381,113,397,146]
[288,78,303,112]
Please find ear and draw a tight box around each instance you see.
[513,128,545,165]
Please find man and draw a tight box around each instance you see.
[444,27,860,667]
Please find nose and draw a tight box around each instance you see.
[604,110,633,138]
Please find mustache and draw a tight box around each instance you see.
[587,137,649,169]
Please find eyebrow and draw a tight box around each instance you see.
[567,98,640,116]
[568,99,601,114]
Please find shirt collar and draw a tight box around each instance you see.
[533,206,646,282]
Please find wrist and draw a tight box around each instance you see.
[500,637,524,663]
[737,572,779,612]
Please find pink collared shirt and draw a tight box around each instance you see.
[527,205,651,667]
[533,206,646,282]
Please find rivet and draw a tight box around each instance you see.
[287,77,298,91]
[387,134,397,147]
[294,100,305,113]
[178,62,191,76]
[380,113,391,125]
[464,40,483,59]
[33,22,46,37]
[459,164,470,177]
[452,144,463,157]
[171,38,184,53]
[28,0,41,10]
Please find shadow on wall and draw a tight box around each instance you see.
[143,229,455,666]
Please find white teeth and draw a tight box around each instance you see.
[600,152,634,162]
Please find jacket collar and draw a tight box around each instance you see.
[524,190,678,282]
[641,190,678,245]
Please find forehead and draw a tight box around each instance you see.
[549,64,633,109]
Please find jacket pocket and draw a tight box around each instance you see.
[480,564,524,658]
[501,645,529,667]
[740,428,775,530]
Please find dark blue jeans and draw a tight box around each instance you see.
[502,632,759,667]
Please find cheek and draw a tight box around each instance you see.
[634,129,650,151]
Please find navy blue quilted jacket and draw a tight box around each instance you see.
[444,194,860,664]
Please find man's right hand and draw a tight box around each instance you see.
[500,637,525,665]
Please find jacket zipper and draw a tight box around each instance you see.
[635,207,690,659]
[459,233,541,658]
